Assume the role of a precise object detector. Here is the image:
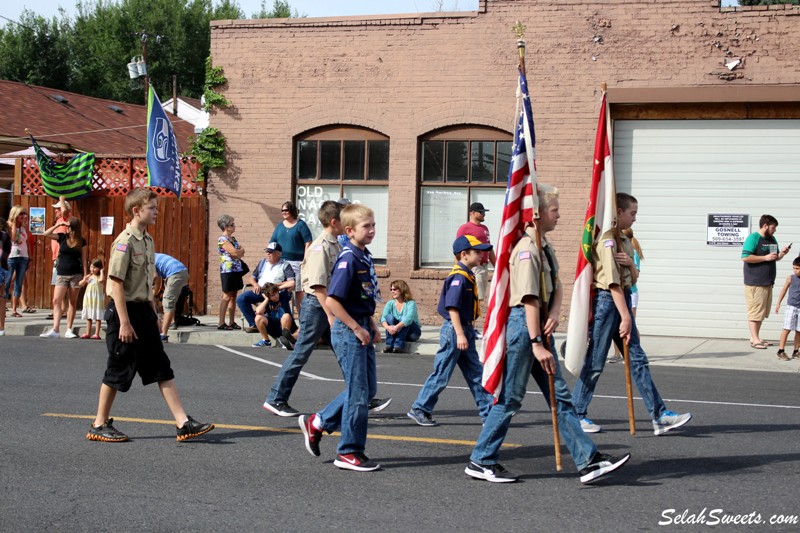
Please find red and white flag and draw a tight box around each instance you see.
[564,93,616,376]
[481,69,538,399]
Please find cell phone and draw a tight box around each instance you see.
[789,243,793,250]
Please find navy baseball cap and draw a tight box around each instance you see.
[453,235,492,255]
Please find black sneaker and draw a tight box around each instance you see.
[334,452,380,472]
[368,397,392,414]
[263,400,300,417]
[464,461,518,483]
[578,452,631,484]
[299,414,322,457]
[281,328,296,350]
[86,418,129,442]
[176,416,215,442]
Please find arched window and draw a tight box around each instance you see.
[294,126,389,262]
[418,125,512,267]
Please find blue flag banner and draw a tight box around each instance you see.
[30,135,94,199]
[146,86,182,197]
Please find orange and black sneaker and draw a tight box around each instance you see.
[86,418,129,442]
[176,416,215,442]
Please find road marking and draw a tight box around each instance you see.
[42,413,520,448]
[217,346,800,410]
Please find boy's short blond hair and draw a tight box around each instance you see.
[125,188,157,217]
[537,183,559,209]
[341,203,374,231]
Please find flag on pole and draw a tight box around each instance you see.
[146,86,182,197]
[29,135,94,199]
[564,92,617,376]
[481,68,538,399]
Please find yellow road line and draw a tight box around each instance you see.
[43,413,521,448]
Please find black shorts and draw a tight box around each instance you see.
[220,272,244,293]
[103,301,175,392]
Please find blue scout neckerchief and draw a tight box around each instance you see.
[448,262,480,319]
[338,246,382,303]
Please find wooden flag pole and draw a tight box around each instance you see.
[602,83,636,435]
[516,22,562,471]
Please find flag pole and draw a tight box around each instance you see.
[602,83,636,435]
[515,22,562,471]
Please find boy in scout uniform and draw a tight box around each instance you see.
[263,200,344,417]
[87,188,214,443]
[466,184,630,484]
[406,235,494,427]
[572,192,692,436]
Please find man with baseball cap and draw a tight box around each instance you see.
[456,203,496,323]
[236,241,295,335]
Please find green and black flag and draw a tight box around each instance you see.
[30,134,95,199]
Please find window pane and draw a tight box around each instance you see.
[471,141,494,182]
[297,141,317,180]
[421,141,444,182]
[446,141,468,182]
[496,141,513,183]
[367,141,389,180]
[470,188,506,269]
[297,184,340,239]
[343,185,388,262]
[419,187,468,267]
[343,141,365,180]
[320,141,341,180]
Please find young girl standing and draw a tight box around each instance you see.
[80,258,105,339]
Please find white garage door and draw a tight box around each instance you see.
[614,119,800,340]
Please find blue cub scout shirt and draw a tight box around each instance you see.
[437,261,477,323]
[327,243,377,319]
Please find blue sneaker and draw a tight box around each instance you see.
[580,417,602,433]
[252,339,271,347]
[653,411,692,436]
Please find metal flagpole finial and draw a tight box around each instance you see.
[513,20,527,47]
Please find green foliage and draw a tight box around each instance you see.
[253,0,301,18]
[738,0,799,5]
[202,56,230,111]
[0,0,302,104]
[190,127,226,181]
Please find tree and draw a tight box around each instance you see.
[253,0,300,19]
[0,10,71,89]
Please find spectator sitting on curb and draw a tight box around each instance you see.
[236,242,295,333]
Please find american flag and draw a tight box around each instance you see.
[481,68,538,399]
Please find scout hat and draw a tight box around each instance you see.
[453,235,492,255]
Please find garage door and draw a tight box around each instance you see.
[614,119,800,340]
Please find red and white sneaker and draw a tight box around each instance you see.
[298,414,323,457]
[334,452,380,472]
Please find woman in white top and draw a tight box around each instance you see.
[5,206,30,318]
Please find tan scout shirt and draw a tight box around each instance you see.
[509,227,560,307]
[592,229,634,290]
[106,223,155,302]
[301,231,342,295]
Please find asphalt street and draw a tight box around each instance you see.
[1,337,799,532]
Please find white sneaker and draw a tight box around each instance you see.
[653,411,692,436]
[64,329,78,339]
[0,330,5,336]
[40,328,60,338]
[580,417,602,433]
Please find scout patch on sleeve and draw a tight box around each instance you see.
[312,244,323,252]
[115,243,128,252]
[603,239,615,248]
[337,261,348,269]
[518,250,532,260]
[450,279,461,287]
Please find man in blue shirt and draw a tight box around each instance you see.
[154,253,189,340]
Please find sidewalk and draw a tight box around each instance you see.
[3,311,798,374]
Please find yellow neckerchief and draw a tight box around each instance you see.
[449,262,480,319]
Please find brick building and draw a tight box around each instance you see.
[209,0,800,340]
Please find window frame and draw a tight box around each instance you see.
[295,126,390,184]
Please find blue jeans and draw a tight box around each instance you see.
[6,257,29,298]
[412,320,493,420]
[471,307,596,470]
[572,289,666,421]
[317,318,377,455]
[267,293,330,404]
[236,289,265,327]
[384,314,421,349]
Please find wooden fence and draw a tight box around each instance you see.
[12,155,208,313]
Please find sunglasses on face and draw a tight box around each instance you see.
[281,209,290,213]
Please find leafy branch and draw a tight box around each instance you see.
[192,57,229,180]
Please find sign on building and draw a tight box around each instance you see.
[707,213,749,246]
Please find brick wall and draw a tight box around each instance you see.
[209,0,800,323]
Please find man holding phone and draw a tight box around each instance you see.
[741,214,790,349]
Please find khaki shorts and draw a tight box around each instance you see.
[472,264,489,301]
[744,285,773,321]
[55,274,82,289]
[162,270,190,312]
